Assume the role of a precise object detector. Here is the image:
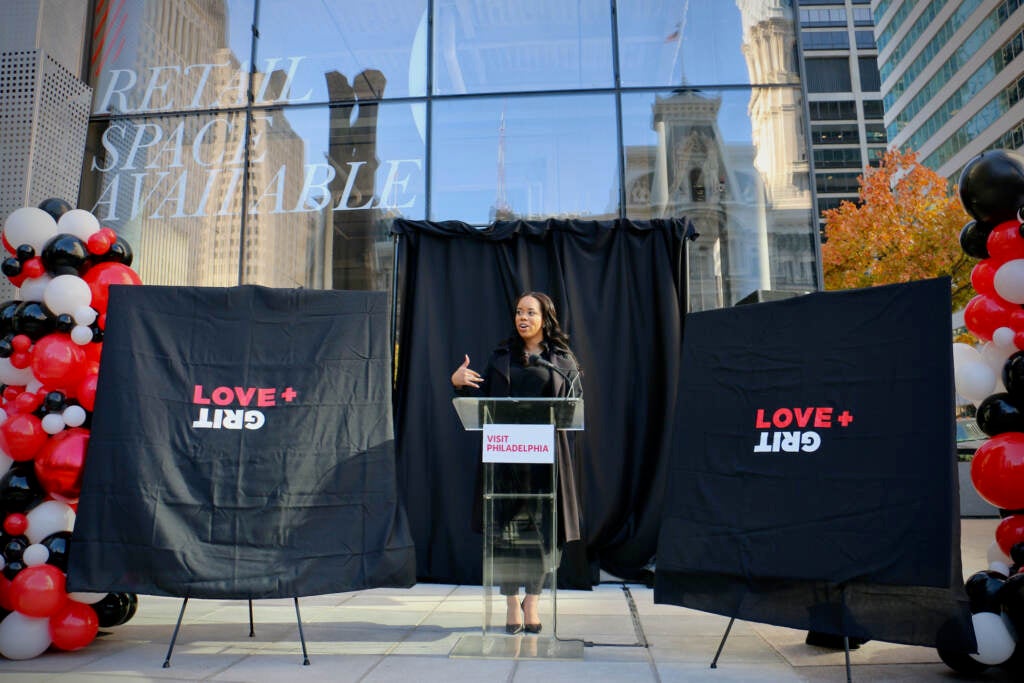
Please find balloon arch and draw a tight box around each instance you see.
[947,149,1024,675]
[0,199,141,659]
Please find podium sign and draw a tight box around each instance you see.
[482,424,555,464]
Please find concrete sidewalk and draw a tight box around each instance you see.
[0,519,1014,682]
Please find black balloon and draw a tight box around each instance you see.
[2,558,25,581]
[999,573,1024,634]
[0,337,12,359]
[966,570,1007,614]
[1004,352,1024,399]
[0,301,19,336]
[91,592,132,628]
[1,258,21,277]
[41,531,71,572]
[120,593,139,625]
[37,197,73,221]
[99,236,133,267]
[54,313,75,332]
[15,245,34,262]
[936,617,989,674]
[12,300,55,340]
[960,220,994,259]
[1013,542,1024,565]
[43,391,66,413]
[41,234,89,276]
[0,462,43,514]
[959,150,1024,224]
[976,392,1024,436]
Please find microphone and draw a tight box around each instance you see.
[529,354,581,398]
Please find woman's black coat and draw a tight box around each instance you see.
[457,342,583,544]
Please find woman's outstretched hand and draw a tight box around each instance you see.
[451,354,483,388]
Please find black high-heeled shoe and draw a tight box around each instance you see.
[505,622,524,635]
[521,598,542,634]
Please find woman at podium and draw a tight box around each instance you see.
[450,291,583,634]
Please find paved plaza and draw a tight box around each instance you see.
[0,519,1014,682]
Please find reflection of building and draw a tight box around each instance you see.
[84,1,320,289]
[627,1,816,310]
[875,0,1024,179]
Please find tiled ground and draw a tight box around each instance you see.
[0,519,1015,682]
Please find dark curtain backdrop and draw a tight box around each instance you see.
[392,218,694,586]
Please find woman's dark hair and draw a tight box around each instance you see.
[505,291,571,363]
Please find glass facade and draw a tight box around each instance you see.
[79,0,819,308]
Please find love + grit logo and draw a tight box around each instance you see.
[752,406,854,453]
[190,384,298,430]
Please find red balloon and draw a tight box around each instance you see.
[997,515,1024,556]
[77,373,98,412]
[964,294,1020,341]
[12,389,43,414]
[34,428,89,500]
[82,262,141,315]
[3,512,28,536]
[0,412,48,460]
[86,231,112,256]
[972,433,1024,509]
[49,600,99,651]
[21,256,45,279]
[11,335,31,353]
[10,564,67,618]
[30,333,87,391]
[971,260,999,297]
[0,573,12,612]
[987,220,1024,263]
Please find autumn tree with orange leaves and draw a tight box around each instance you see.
[821,149,974,309]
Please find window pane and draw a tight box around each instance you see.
[432,0,612,95]
[256,0,427,102]
[858,57,882,92]
[621,89,818,310]
[80,112,247,285]
[617,1,801,87]
[804,58,851,92]
[431,95,619,223]
[243,104,424,289]
[89,0,255,114]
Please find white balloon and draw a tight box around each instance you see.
[990,561,1011,576]
[56,208,100,241]
[981,342,1016,375]
[995,259,1024,303]
[26,378,43,393]
[25,499,75,544]
[18,273,52,303]
[21,543,49,566]
[72,305,97,326]
[0,451,11,479]
[62,405,87,427]
[955,359,997,402]
[989,540,1012,566]
[0,357,35,387]
[70,324,93,345]
[2,206,57,253]
[0,612,52,660]
[953,342,980,365]
[41,413,65,434]
[67,592,106,605]
[43,274,92,315]
[969,611,1016,665]
[993,326,1017,348]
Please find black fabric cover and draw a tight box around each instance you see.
[392,218,693,586]
[655,278,973,647]
[67,286,416,599]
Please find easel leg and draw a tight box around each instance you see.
[843,636,852,683]
[294,598,310,665]
[248,599,255,637]
[162,597,189,668]
[710,616,735,669]
[841,586,853,683]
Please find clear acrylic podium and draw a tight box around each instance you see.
[449,396,584,660]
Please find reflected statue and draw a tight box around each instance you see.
[325,68,387,290]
